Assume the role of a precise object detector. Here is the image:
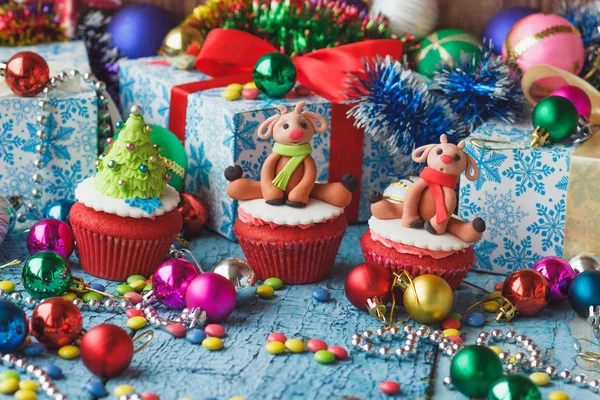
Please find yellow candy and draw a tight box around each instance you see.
[61,292,77,301]
[113,385,135,397]
[22,336,31,347]
[202,337,223,351]
[443,328,460,337]
[509,356,516,363]
[58,345,80,359]
[230,397,246,400]
[489,346,503,355]
[548,392,570,400]
[221,89,241,101]
[285,338,305,353]
[18,381,38,391]
[488,291,504,304]
[265,341,286,355]
[129,280,146,292]
[226,83,243,92]
[529,372,550,386]
[256,285,275,298]
[0,379,19,394]
[178,398,192,400]
[244,82,257,89]
[14,389,37,400]
[0,281,14,293]
[127,316,147,330]
[482,301,500,312]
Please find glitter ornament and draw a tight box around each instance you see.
[1,52,50,97]
[152,258,201,309]
[253,52,297,97]
[532,257,576,303]
[22,251,72,300]
[502,269,549,317]
[80,324,134,378]
[185,273,237,322]
[26,218,75,260]
[30,297,82,349]
[0,300,28,353]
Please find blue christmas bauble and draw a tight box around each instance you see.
[0,300,28,353]
[481,6,539,54]
[568,270,600,317]
[107,4,177,59]
[44,199,75,224]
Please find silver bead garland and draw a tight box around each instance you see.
[0,353,70,399]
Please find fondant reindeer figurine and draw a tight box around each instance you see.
[370,134,486,243]
[225,102,358,208]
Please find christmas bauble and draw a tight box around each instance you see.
[185,273,237,322]
[481,7,539,54]
[44,199,75,224]
[253,52,297,98]
[369,0,437,40]
[30,297,82,349]
[0,300,28,353]
[26,218,75,260]
[403,274,453,324]
[569,252,600,274]
[415,29,482,78]
[344,263,392,310]
[150,125,188,192]
[153,258,201,309]
[568,270,600,317]
[108,4,177,59]
[162,25,204,70]
[80,324,134,378]
[487,374,542,400]
[2,51,50,97]
[549,86,592,118]
[0,194,12,246]
[212,258,258,307]
[22,252,72,300]
[178,193,209,239]
[532,257,576,303]
[502,269,549,317]
[450,346,503,398]
[532,96,579,143]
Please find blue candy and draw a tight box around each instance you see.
[465,312,486,327]
[312,288,331,302]
[85,380,108,397]
[23,343,46,356]
[90,283,106,292]
[186,329,207,345]
[43,364,63,379]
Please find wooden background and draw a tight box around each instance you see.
[121,0,592,35]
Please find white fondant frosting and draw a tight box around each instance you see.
[239,198,343,226]
[368,216,472,251]
[75,177,180,219]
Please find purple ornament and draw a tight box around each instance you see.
[532,256,576,303]
[482,6,539,54]
[549,86,592,118]
[185,273,236,323]
[26,219,74,260]
[152,259,201,309]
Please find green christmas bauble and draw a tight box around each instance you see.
[415,28,482,78]
[253,52,297,98]
[22,251,72,300]
[532,96,579,143]
[487,375,542,400]
[150,125,188,192]
[450,346,503,398]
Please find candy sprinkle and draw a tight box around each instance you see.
[0,280,15,293]
[18,381,38,391]
[267,332,287,343]
[205,324,226,338]
[256,285,275,298]
[265,341,286,355]
[328,346,348,360]
[0,371,20,381]
[548,392,570,400]
[379,380,400,395]
[0,379,19,394]
[311,288,331,302]
[58,345,79,359]
[202,337,223,351]
[14,389,37,400]
[285,338,305,353]
[306,339,328,353]
[114,385,135,397]
[314,350,335,364]
[529,372,550,386]
[263,278,284,290]
[127,316,147,330]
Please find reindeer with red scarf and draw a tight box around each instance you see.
[369,134,486,243]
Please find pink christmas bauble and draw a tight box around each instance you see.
[549,85,592,118]
[185,273,236,322]
[26,218,75,259]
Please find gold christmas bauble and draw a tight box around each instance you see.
[161,26,204,70]
[403,274,453,324]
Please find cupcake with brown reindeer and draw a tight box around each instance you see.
[225,102,358,284]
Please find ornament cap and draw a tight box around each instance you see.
[130,105,142,115]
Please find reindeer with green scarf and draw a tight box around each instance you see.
[225,102,358,208]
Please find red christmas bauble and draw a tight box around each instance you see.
[502,269,550,317]
[80,324,134,378]
[3,51,49,97]
[178,193,208,239]
[29,297,82,349]
[345,263,392,310]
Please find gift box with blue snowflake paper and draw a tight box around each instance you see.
[459,118,575,274]
[0,42,97,218]
[184,88,416,240]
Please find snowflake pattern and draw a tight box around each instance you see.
[223,114,259,160]
[0,120,24,165]
[186,143,213,193]
[464,144,507,190]
[125,197,162,214]
[527,200,566,252]
[494,237,541,271]
[458,185,482,218]
[503,150,555,196]
[473,240,498,271]
[46,161,84,200]
[23,113,74,163]
[480,190,527,239]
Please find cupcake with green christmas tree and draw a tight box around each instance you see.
[70,105,182,281]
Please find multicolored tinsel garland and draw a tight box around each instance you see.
[346,56,463,155]
[184,0,394,56]
[0,1,66,46]
[430,41,525,131]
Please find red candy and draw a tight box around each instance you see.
[306,339,328,353]
[267,333,287,343]
[441,318,461,330]
[167,323,186,338]
[241,88,260,100]
[379,380,400,395]
[328,346,348,360]
[124,292,142,304]
[141,393,160,400]
[126,309,144,318]
[494,281,504,291]
[205,324,226,338]
[447,336,463,344]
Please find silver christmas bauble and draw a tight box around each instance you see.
[569,252,600,274]
[212,258,257,307]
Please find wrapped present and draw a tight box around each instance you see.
[458,117,586,274]
[0,41,98,217]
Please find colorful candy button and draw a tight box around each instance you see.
[127,275,146,284]
[529,372,550,386]
[494,281,504,291]
[267,333,287,343]
[263,278,283,290]
[285,339,305,353]
[257,285,275,298]
[82,292,103,303]
[42,365,63,379]
[23,343,45,356]
[448,312,462,321]
[306,339,328,353]
[90,283,106,292]
[221,88,240,101]
[314,350,335,364]
[14,389,37,400]
[312,288,331,302]
[0,281,15,293]
[143,284,153,291]
[0,371,20,381]
[126,309,144,318]
[127,316,147,330]
[241,88,259,100]
[489,346,503,355]
[141,392,160,400]
[129,280,147,292]
[167,323,186,338]
[18,381,37,391]
[465,312,486,327]
[441,318,461,330]
[58,345,79,359]
[61,293,77,301]
[442,328,460,337]
[243,82,257,89]
[265,341,286,355]
[202,337,223,351]
[447,336,463,344]
[226,83,243,92]
[116,284,133,295]
[548,392,569,400]
[84,380,108,397]
[0,379,19,394]
[186,329,207,345]
[114,385,135,397]
[205,324,226,338]
[482,301,500,312]
[328,346,348,360]
[379,380,400,395]
[124,292,142,304]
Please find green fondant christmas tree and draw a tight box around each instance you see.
[95,105,170,207]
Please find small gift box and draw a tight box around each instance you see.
[0,41,98,215]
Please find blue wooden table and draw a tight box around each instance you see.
[0,225,595,399]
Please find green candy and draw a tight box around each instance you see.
[487,375,542,400]
[448,312,462,321]
[22,252,71,300]
[129,280,146,292]
[0,371,20,382]
[127,275,146,284]
[116,284,134,296]
[532,96,579,143]
[143,284,153,292]
[253,52,297,98]
[314,350,335,364]
[450,346,503,398]
[82,292,103,303]
[264,278,284,290]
